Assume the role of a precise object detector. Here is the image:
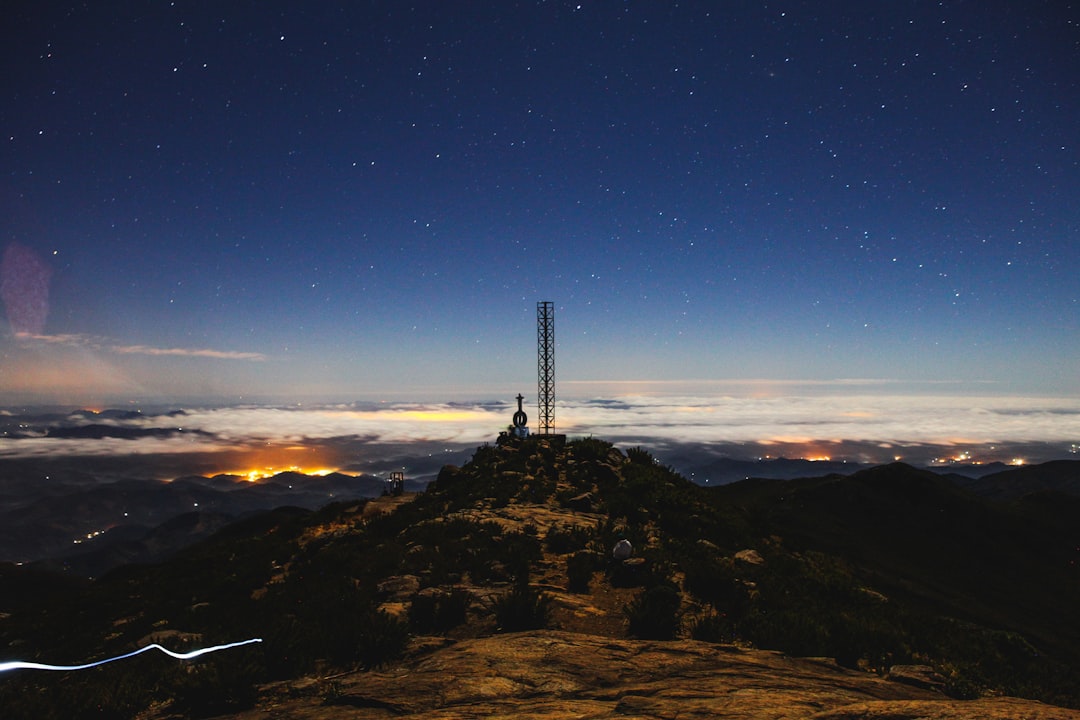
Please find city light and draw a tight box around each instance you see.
[233,466,338,483]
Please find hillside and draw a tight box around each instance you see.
[0,470,388,567]
[959,459,1080,499]
[0,437,1077,719]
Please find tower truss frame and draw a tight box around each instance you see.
[537,301,554,434]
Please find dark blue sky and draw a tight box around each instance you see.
[2,1,1077,403]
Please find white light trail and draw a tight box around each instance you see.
[0,638,262,672]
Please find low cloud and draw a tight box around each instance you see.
[559,394,1080,445]
[14,332,265,361]
[110,344,265,360]
[0,395,1077,475]
[0,433,240,459]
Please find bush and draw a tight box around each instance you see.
[262,616,317,678]
[625,584,682,640]
[689,612,733,643]
[170,657,261,719]
[494,582,551,632]
[682,555,752,619]
[356,610,410,669]
[570,437,616,462]
[607,553,673,589]
[501,530,544,582]
[409,588,472,633]
[741,608,830,658]
[626,446,656,465]
[567,550,599,593]
[546,524,594,554]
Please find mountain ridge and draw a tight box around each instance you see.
[0,438,1077,718]
[0,470,387,567]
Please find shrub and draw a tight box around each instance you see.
[741,608,830,658]
[262,616,317,679]
[625,584,682,640]
[570,437,616,462]
[409,587,472,633]
[494,582,551,632]
[356,610,410,669]
[501,530,544,582]
[566,550,599,593]
[169,657,261,719]
[546,523,594,554]
[689,612,733,643]
[682,555,752,619]
[607,553,673,589]
[626,446,656,465]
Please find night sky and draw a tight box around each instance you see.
[3,1,1078,407]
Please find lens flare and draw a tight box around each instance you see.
[1,242,53,335]
[0,638,262,673]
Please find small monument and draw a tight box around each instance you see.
[511,393,530,439]
[384,470,405,496]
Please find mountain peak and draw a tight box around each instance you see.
[1,438,1078,717]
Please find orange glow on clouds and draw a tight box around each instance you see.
[206,443,344,481]
[232,466,338,483]
[393,409,491,422]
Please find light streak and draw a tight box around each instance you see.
[0,638,262,673]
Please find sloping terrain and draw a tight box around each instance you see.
[960,459,1080,499]
[238,632,1077,720]
[0,470,386,567]
[0,437,1077,719]
[711,463,1080,662]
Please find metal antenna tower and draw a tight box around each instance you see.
[537,301,555,434]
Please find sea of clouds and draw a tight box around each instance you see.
[1,394,1077,479]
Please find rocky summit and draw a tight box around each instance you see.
[243,631,1077,719]
[1,436,1078,719]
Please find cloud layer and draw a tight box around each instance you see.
[1,395,1077,476]
[562,394,1080,445]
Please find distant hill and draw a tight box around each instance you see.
[682,456,867,484]
[712,462,1080,664]
[681,456,1015,486]
[0,439,1077,718]
[30,510,237,578]
[0,470,387,569]
[954,459,1080,499]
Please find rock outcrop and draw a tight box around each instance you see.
[245,631,1079,719]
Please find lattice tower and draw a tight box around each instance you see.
[537,301,555,434]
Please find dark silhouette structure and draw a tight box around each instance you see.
[512,393,530,438]
[537,301,554,434]
[384,471,404,496]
